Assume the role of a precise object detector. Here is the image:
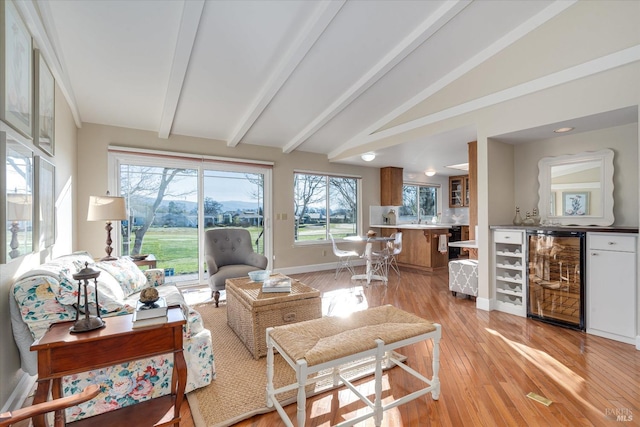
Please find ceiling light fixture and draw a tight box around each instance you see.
[361,152,376,162]
[425,170,436,177]
[554,127,574,133]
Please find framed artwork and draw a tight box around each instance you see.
[35,51,55,156]
[1,127,34,263]
[35,156,55,250]
[1,0,33,138]
[562,191,589,216]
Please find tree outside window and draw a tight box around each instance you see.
[401,184,438,223]
[294,173,359,241]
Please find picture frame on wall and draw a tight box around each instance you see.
[562,191,589,216]
[35,51,55,156]
[1,126,34,264]
[35,156,55,250]
[1,0,33,138]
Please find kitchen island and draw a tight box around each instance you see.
[371,223,464,271]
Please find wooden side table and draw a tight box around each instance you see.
[132,254,157,269]
[30,307,186,427]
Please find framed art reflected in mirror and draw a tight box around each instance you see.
[1,127,33,263]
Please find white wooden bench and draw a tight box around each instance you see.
[266,305,442,427]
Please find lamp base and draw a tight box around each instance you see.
[70,316,105,333]
[100,255,119,261]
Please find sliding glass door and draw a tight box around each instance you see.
[111,151,271,287]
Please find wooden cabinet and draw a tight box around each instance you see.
[380,167,403,206]
[31,307,187,427]
[493,229,526,317]
[587,233,637,344]
[383,227,449,271]
[449,175,469,208]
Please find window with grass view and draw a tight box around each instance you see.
[294,172,359,242]
[401,184,438,223]
[117,154,270,286]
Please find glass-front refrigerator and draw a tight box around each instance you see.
[527,230,586,330]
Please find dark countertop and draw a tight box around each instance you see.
[490,225,638,233]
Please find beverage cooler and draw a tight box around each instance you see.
[526,229,586,331]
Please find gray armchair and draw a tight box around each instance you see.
[204,228,268,307]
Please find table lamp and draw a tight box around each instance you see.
[87,193,127,261]
[7,193,32,259]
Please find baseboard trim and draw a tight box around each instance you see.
[0,371,36,412]
[476,297,491,311]
[276,260,366,276]
[636,335,640,351]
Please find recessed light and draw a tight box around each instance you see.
[425,170,436,177]
[554,127,574,133]
[445,163,469,171]
[361,152,376,162]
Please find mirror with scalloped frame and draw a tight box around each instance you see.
[538,149,614,226]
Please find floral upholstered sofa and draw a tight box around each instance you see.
[9,251,215,422]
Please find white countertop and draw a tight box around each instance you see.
[448,240,478,248]
[370,223,468,229]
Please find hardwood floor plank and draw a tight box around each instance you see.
[178,268,640,426]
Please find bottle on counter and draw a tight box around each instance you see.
[387,209,396,225]
[513,207,523,226]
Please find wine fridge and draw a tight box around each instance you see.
[526,229,586,331]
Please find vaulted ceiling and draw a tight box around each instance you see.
[18,0,628,175]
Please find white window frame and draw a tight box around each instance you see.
[108,147,273,286]
[293,170,362,246]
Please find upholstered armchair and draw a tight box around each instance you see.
[204,228,268,307]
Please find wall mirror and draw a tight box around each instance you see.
[538,149,614,226]
[1,128,34,263]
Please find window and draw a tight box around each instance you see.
[294,172,359,242]
[401,184,439,223]
[110,149,272,286]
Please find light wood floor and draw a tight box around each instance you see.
[19,267,639,426]
[178,267,639,426]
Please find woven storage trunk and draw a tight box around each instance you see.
[226,275,322,359]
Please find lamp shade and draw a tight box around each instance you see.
[87,196,127,221]
[7,194,32,221]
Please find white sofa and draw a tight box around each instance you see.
[9,251,215,422]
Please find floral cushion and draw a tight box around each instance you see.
[62,355,174,422]
[12,276,76,340]
[79,271,130,315]
[95,258,147,296]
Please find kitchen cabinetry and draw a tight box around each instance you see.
[493,229,526,317]
[381,227,449,271]
[449,175,469,208]
[380,167,403,206]
[587,233,637,344]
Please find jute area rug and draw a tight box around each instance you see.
[186,302,402,427]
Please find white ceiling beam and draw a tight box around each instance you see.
[227,0,345,147]
[282,0,471,154]
[328,0,577,160]
[338,45,640,155]
[158,0,205,139]
[18,0,82,128]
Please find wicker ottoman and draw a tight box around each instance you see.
[226,274,322,359]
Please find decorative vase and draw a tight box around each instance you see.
[513,207,523,226]
[522,211,535,226]
[532,208,541,225]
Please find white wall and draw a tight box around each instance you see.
[75,124,380,269]
[0,85,78,408]
[513,123,638,226]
